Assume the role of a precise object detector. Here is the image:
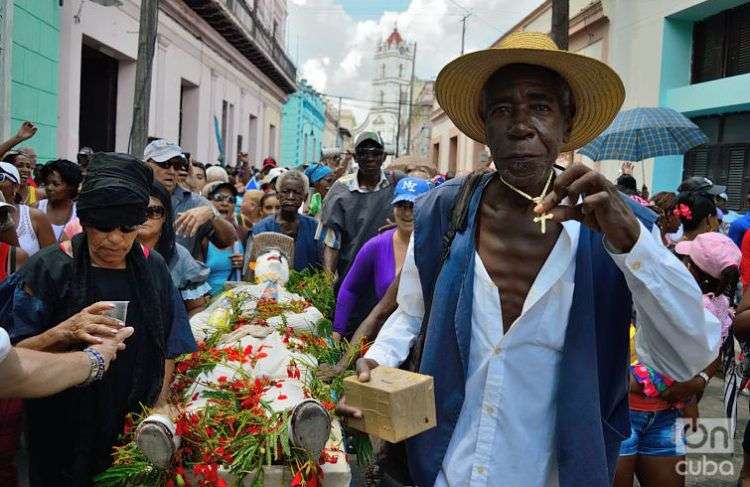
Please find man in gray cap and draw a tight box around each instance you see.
[316,132,404,336]
[144,139,235,258]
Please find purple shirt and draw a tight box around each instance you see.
[333,228,396,335]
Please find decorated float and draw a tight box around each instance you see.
[95,233,362,487]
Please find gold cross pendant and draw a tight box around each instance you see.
[533,212,554,234]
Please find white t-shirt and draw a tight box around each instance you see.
[0,327,10,364]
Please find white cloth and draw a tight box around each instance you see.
[38,199,76,242]
[0,327,10,364]
[365,222,721,487]
[16,204,40,255]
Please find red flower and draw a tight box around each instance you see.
[277,394,288,400]
[217,376,228,384]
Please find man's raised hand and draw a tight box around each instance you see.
[534,163,640,252]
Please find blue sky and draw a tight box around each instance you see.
[337,0,412,20]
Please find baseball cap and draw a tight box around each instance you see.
[78,147,94,156]
[143,139,186,163]
[262,157,278,169]
[0,162,21,185]
[392,177,432,205]
[355,131,384,149]
[677,176,726,196]
[674,232,741,279]
[263,167,288,185]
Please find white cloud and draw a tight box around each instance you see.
[287,0,544,127]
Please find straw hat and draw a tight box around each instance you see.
[251,231,295,266]
[435,31,625,152]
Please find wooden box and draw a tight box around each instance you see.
[343,367,436,443]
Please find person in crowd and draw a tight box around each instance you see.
[260,191,281,219]
[730,192,750,248]
[246,157,277,191]
[37,159,83,242]
[0,152,196,486]
[17,147,44,201]
[0,195,28,272]
[332,177,431,340]
[240,190,264,230]
[337,32,719,487]
[205,165,229,185]
[202,181,245,242]
[650,191,680,247]
[261,167,288,192]
[77,147,95,177]
[202,181,243,296]
[0,162,55,255]
[137,182,212,315]
[0,122,37,162]
[304,163,335,218]
[188,161,207,193]
[317,131,404,280]
[615,232,739,487]
[3,149,39,206]
[251,171,321,272]
[673,181,722,242]
[0,325,133,399]
[143,139,236,259]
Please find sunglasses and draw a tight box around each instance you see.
[356,148,384,158]
[90,224,139,233]
[211,193,235,203]
[153,158,189,171]
[145,205,166,219]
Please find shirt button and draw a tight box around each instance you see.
[484,404,495,416]
[476,465,486,475]
[630,261,641,271]
[494,346,502,355]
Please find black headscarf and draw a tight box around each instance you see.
[150,181,176,263]
[77,152,153,228]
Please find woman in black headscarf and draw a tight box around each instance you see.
[0,153,196,486]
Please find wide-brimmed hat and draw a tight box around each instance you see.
[435,31,625,152]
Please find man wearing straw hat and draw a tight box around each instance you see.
[338,32,719,486]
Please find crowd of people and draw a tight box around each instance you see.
[0,30,747,487]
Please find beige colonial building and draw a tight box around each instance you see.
[430,0,610,175]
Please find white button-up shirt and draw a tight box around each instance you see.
[365,221,720,486]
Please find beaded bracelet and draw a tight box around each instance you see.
[79,347,105,387]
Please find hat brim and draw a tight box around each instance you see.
[392,195,417,205]
[435,48,625,152]
[707,185,726,196]
[148,152,186,163]
[673,240,693,257]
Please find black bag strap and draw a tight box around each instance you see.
[404,170,490,372]
[9,245,16,274]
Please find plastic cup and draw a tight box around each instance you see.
[105,301,129,324]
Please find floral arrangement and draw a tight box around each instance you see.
[95,272,356,487]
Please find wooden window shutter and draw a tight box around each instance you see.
[683,147,711,180]
[724,145,750,210]
[727,3,750,77]
[692,13,727,83]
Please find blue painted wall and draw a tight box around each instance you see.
[280,80,326,167]
[652,3,750,192]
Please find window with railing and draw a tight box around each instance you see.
[691,2,750,84]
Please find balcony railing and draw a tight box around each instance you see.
[183,0,297,94]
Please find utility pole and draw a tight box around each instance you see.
[460,13,471,55]
[129,0,160,159]
[395,88,403,158]
[335,95,342,147]
[405,42,417,155]
[551,0,569,50]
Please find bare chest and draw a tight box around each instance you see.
[476,207,561,332]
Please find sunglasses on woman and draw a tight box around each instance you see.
[145,205,166,220]
[211,193,235,203]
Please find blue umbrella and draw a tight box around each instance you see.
[578,107,708,161]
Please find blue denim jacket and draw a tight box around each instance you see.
[406,173,657,486]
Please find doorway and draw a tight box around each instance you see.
[79,44,119,152]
